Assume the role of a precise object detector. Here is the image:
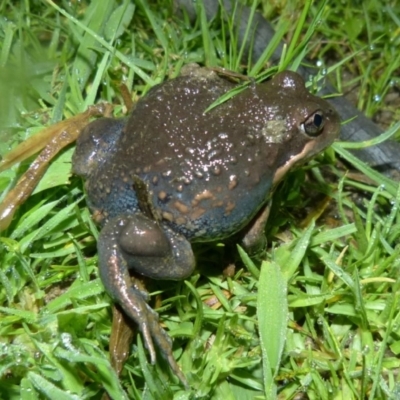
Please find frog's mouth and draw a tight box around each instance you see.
[272,138,330,187]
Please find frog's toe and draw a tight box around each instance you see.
[139,310,158,364]
[164,344,189,388]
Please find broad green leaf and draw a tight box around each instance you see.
[257,260,288,399]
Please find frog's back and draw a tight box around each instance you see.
[89,71,279,240]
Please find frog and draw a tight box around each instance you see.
[71,64,340,384]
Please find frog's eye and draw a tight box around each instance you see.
[301,110,325,137]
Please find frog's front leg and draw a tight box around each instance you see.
[97,212,195,385]
[240,201,271,254]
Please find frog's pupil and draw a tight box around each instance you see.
[314,113,323,127]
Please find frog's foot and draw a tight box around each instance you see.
[97,213,195,386]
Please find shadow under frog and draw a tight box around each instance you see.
[71,64,340,385]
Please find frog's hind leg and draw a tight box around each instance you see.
[97,213,194,386]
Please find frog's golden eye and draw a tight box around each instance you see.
[301,110,325,137]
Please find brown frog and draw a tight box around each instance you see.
[71,64,340,383]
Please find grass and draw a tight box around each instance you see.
[0,0,400,399]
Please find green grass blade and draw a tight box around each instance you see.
[257,260,288,399]
[279,220,315,280]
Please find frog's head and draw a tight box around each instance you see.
[257,71,340,185]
